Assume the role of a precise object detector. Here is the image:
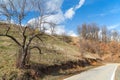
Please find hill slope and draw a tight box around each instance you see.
[0,23,86,79]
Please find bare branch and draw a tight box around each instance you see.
[22,26,28,47]
[36,35,44,43]
[23,26,28,37]
[8,0,17,12]
[30,46,42,54]
[0,34,21,46]
[27,33,43,47]
[0,2,11,22]
[5,27,10,35]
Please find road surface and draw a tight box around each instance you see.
[64,64,119,80]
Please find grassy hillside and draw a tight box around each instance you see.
[0,23,88,79]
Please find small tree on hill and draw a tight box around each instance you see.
[0,0,56,68]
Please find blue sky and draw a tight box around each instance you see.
[61,0,120,35]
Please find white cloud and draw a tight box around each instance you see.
[28,0,85,36]
[75,0,85,10]
[44,11,65,24]
[64,0,85,19]
[28,0,65,24]
[108,24,120,30]
[67,31,78,37]
[27,0,65,35]
[45,0,63,13]
[42,25,66,35]
[55,25,65,35]
[64,8,75,19]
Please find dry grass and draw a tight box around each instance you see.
[0,23,84,79]
[0,23,104,79]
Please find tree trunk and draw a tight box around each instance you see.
[16,47,30,69]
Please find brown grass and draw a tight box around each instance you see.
[0,22,104,79]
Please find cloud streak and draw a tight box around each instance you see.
[64,8,75,19]
[75,0,85,10]
[64,0,85,19]
[108,24,120,30]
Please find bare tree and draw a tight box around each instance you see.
[90,23,99,41]
[81,23,87,39]
[32,0,47,32]
[0,0,13,23]
[78,23,99,41]
[111,30,119,42]
[78,23,101,56]
[0,0,56,68]
[50,22,56,35]
[101,26,108,42]
[28,0,57,34]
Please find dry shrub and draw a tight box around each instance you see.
[80,40,120,56]
[80,40,100,54]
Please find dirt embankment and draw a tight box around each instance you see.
[2,58,100,80]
